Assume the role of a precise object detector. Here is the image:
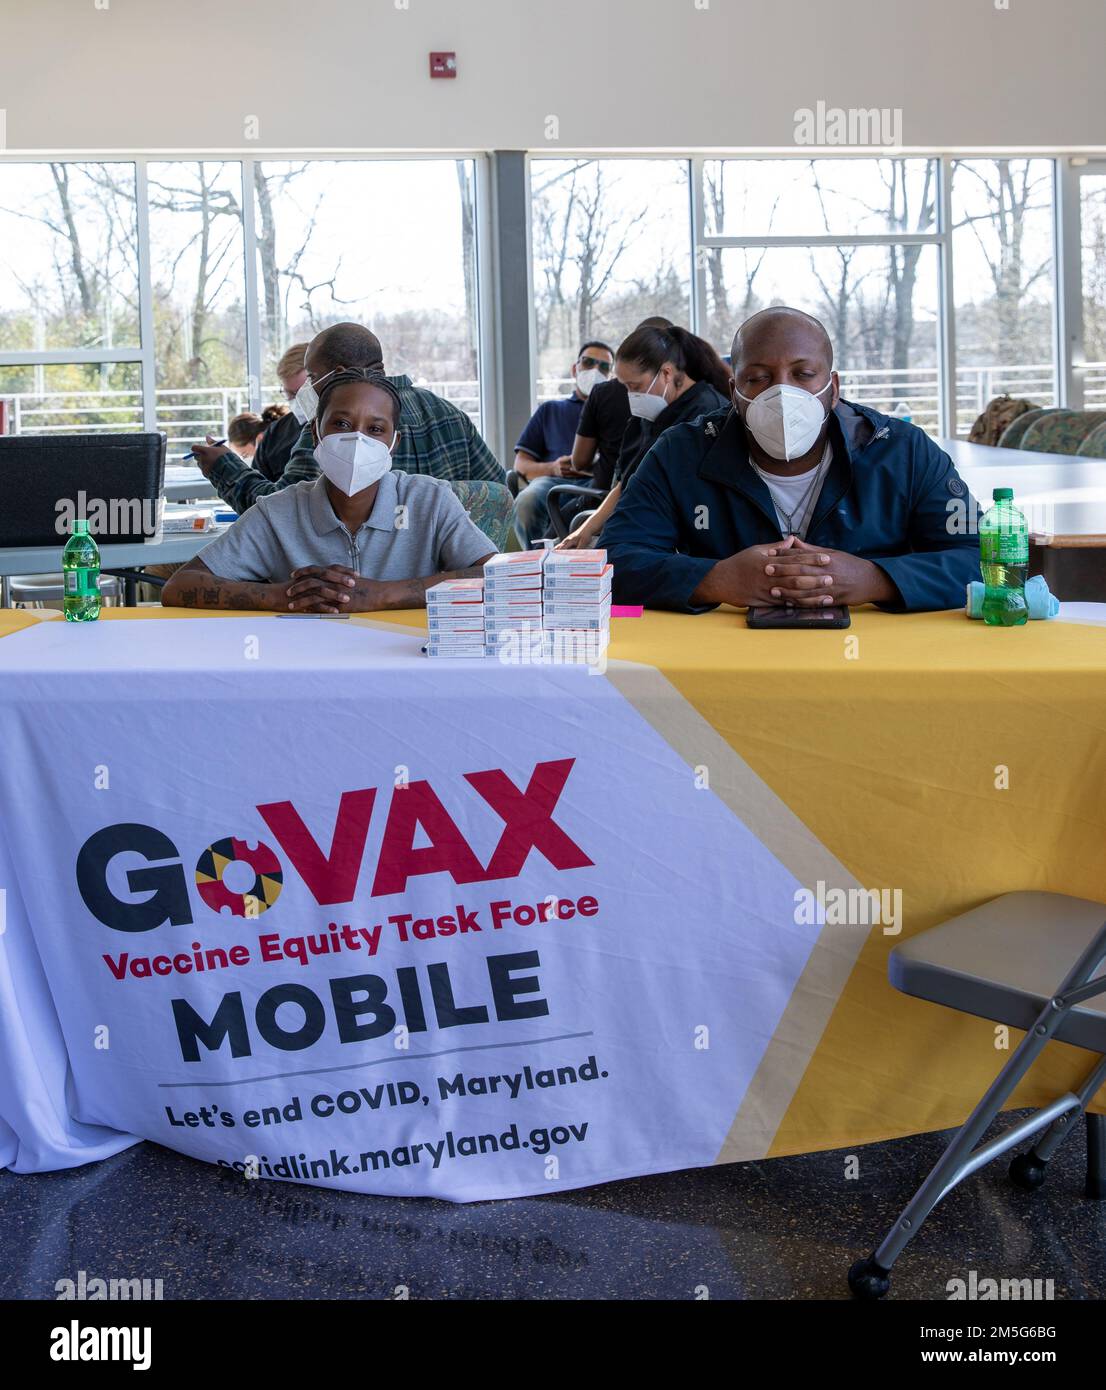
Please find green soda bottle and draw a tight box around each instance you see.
[979,487,1029,627]
[62,518,102,622]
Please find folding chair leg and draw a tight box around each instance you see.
[1087,1112,1106,1200]
[850,917,1106,1299]
[1010,1051,1106,1190]
[848,1027,1057,1298]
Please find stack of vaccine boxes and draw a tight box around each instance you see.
[426,551,613,661]
[482,551,548,659]
[541,549,611,662]
[424,578,486,658]
[482,548,611,662]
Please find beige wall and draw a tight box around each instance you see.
[0,0,1104,153]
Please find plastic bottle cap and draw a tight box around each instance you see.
[993,487,1013,501]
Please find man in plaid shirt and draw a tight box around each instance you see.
[191,324,504,514]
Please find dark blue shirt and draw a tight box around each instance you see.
[601,399,982,614]
[515,395,584,462]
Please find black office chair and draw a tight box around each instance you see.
[547,483,606,539]
[0,433,167,604]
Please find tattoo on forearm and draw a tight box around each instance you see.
[169,577,279,611]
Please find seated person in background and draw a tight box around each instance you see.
[551,315,676,539]
[250,342,312,482]
[227,411,264,461]
[190,322,504,514]
[162,370,497,613]
[251,404,295,475]
[601,306,980,613]
[512,341,614,548]
[558,323,731,550]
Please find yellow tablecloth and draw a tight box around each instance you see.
[4,604,1104,1158]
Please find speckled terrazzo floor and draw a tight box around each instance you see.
[3,1112,1103,1299]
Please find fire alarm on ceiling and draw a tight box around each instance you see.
[430,52,457,79]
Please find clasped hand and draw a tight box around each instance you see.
[717,535,892,608]
[284,565,385,613]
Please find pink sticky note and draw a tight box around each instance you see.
[611,605,643,619]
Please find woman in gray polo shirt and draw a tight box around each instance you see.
[162,371,498,613]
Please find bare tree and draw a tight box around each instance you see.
[146,164,244,386]
[702,166,779,339]
[531,161,590,354]
[1082,193,1106,363]
[808,166,866,357]
[703,165,730,329]
[953,159,1052,364]
[456,162,478,378]
[49,165,96,318]
[572,165,647,344]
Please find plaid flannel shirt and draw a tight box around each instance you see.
[207,374,505,514]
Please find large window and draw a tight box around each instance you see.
[0,156,482,448]
[2,150,1100,453]
[530,159,691,395]
[0,161,140,352]
[0,362,142,435]
[1080,172,1106,408]
[951,158,1056,431]
[699,158,941,429]
[0,162,142,433]
[148,161,249,449]
[253,159,480,421]
[522,154,1090,438]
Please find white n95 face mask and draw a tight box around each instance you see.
[735,380,833,461]
[289,397,309,425]
[626,370,668,422]
[576,367,604,398]
[294,367,343,424]
[314,431,395,496]
[295,378,320,423]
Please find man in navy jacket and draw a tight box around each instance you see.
[602,307,981,613]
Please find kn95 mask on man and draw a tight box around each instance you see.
[736,380,833,460]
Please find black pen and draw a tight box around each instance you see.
[178,438,227,460]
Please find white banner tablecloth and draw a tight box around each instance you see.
[0,618,824,1200]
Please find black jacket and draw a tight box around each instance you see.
[602,399,982,613]
[253,410,303,484]
[615,379,731,488]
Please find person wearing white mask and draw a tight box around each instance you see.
[511,341,615,547]
[245,343,312,484]
[557,323,731,551]
[162,371,496,612]
[601,306,980,613]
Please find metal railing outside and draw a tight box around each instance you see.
[0,381,483,451]
[539,365,1063,436]
[4,366,1105,447]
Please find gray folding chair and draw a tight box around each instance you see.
[849,891,1106,1299]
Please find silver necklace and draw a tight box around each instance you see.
[759,454,829,537]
